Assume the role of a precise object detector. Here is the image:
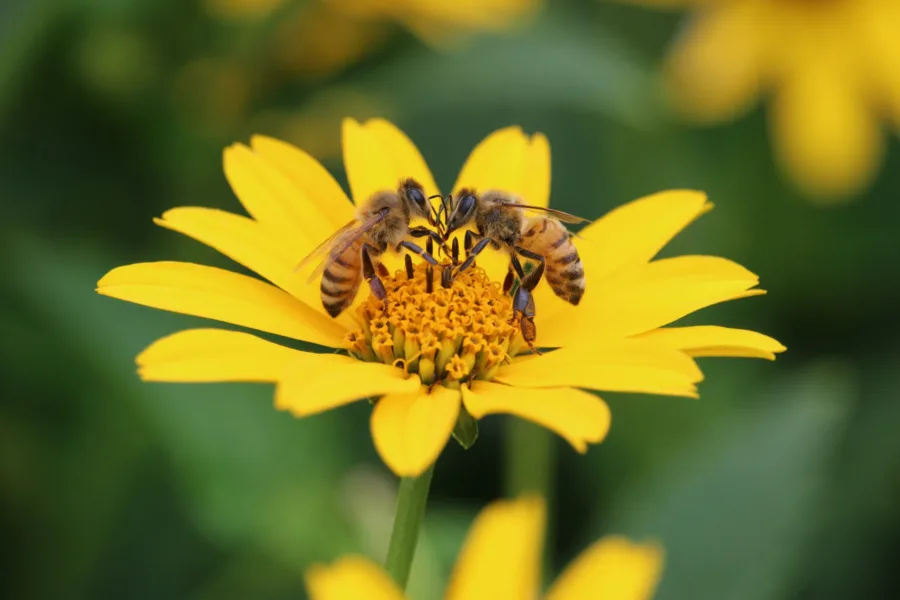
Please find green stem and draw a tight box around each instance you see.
[504,418,555,499]
[504,418,556,569]
[385,463,435,589]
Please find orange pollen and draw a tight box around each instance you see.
[346,261,524,385]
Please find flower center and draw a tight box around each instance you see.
[345,260,525,387]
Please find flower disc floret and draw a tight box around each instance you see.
[347,261,523,387]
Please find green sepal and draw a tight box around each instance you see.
[451,405,479,449]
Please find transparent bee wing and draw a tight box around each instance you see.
[500,202,591,225]
[294,218,361,274]
[295,210,389,284]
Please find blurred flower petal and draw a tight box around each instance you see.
[546,536,664,600]
[771,62,883,201]
[665,0,769,122]
[445,496,545,600]
[305,556,405,600]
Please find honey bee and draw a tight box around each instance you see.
[296,178,444,317]
[444,189,589,346]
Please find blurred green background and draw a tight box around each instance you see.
[3,0,900,598]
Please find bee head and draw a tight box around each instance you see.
[446,189,478,235]
[400,178,432,221]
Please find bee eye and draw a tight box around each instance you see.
[407,186,427,210]
[459,193,476,217]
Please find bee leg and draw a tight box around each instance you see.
[464,230,478,256]
[454,236,492,277]
[397,241,440,265]
[502,265,515,295]
[514,246,546,293]
[441,264,454,289]
[409,226,453,258]
[451,237,460,264]
[361,243,387,302]
[512,283,541,354]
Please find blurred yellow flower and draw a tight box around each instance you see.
[632,0,900,201]
[207,0,539,53]
[96,118,783,478]
[306,495,663,600]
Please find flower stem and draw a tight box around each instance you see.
[504,419,556,574]
[504,418,555,499]
[385,463,435,589]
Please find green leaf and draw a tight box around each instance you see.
[451,404,479,449]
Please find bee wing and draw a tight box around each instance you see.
[293,218,361,275]
[295,211,389,284]
[499,203,591,225]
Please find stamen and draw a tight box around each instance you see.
[346,260,520,386]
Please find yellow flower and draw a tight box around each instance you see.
[96,118,784,477]
[632,0,900,201]
[305,495,663,600]
[206,0,538,43]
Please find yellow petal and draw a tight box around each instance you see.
[305,556,405,600]
[578,190,712,281]
[136,328,297,382]
[521,132,551,207]
[249,135,356,229]
[462,382,611,453]
[546,536,664,600]
[495,339,702,398]
[637,325,786,360]
[857,0,900,126]
[530,190,712,325]
[665,0,768,123]
[452,126,527,196]
[538,255,763,346]
[771,62,883,201]
[445,496,545,600]
[223,142,325,245]
[276,361,420,417]
[370,385,460,477]
[154,207,350,325]
[621,0,720,6]
[342,118,439,205]
[343,117,394,204]
[363,118,440,197]
[97,261,346,348]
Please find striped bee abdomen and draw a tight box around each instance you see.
[320,238,364,317]
[521,218,585,305]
